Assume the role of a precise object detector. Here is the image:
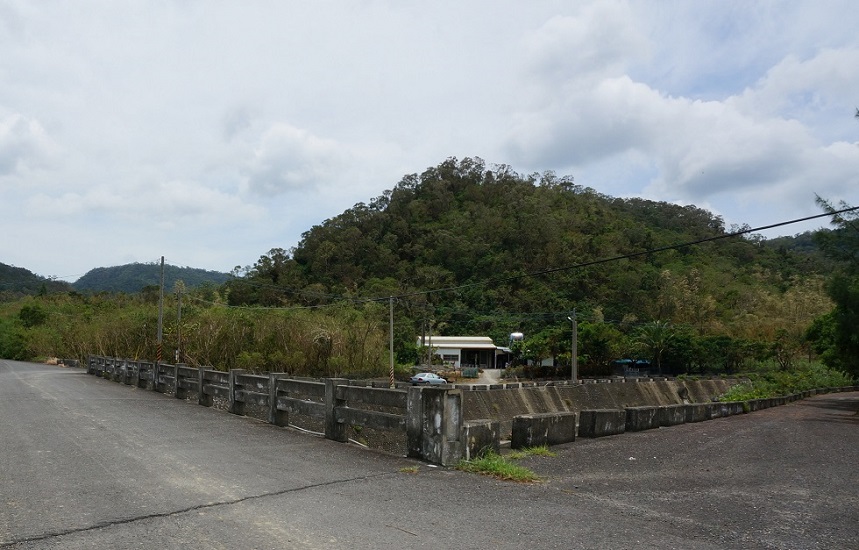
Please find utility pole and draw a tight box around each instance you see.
[427,315,433,367]
[389,296,395,388]
[176,287,182,364]
[569,309,578,383]
[156,256,164,364]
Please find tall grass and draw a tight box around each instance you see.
[721,361,855,401]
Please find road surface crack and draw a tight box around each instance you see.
[0,471,394,547]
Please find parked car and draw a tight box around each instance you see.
[409,372,447,385]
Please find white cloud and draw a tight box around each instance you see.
[0,0,857,277]
[504,8,859,228]
[26,179,264,229]
[0,111,54,176]
[243,123,347,197]
[522,3,648,82]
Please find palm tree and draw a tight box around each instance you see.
[635,320,675,375]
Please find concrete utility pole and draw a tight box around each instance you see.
[568,309,578,383]
[389,297,395,388]
[176,288,182,364]
[157,256,164,363]
[427,316,433,367]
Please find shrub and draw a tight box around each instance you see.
[720,362,855,401]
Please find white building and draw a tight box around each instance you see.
[417,336,509,369]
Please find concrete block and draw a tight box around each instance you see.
[578,409,626,438]
[462,419,501,460]
[625,406,659,431]
[656,404,687,426]
[511,412,577,448]
[684,403,711,423]
[723,401,745,416]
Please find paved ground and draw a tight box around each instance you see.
[1,360,856,549]
[474,368,502,385]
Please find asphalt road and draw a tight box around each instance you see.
[1,360,856,549]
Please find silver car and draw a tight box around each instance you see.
[409,372,447,385]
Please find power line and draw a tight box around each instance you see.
[186,205,858,313]
[393,206,859,301]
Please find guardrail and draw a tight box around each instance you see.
[85,356,857,463]
[85,355,463,466]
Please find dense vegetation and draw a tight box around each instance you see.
[0,158,855,383]
[0,262,71,300]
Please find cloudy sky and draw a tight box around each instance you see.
[1,1,857,281]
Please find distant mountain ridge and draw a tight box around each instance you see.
[72,263,231,293]
[0,262,72,297]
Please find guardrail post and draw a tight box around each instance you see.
[229,369,246,416]
[406,386,463,466]
[129,360,140,387]
[406,386,423,459]
[268,373,289,426]
[121,358,128,383]
[153,362,169,393]
[175,364,188,399]
[136,362,149,389]
[324,378,348,442]
[198,367,214,406]
[108,357,118,381]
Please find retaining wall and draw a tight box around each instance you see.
[462,378,739,436]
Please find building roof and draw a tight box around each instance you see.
[419,336,498,349]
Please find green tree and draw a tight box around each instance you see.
[810,197,859,377]
[578,321,626,374]
[19,304,48,328]
[635,321,675,374]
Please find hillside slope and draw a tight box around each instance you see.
[0,262,72,299]
[228,157,827,339]
[73,263,230,293]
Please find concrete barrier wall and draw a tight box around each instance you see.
[462,378,740,435]
[657,404,687,427]
[86,355,858,461]
[462,420,501,460]
[511,412,577,448]
[578,409,626,438]
[625,406,660,432]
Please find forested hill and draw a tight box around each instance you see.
[228,157,829,339]
[73,263,230,293]
[0,262,72,299]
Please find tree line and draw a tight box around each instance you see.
[0,157,855,381]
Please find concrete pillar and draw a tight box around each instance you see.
[174,364,188,399]
[153,362,164,392]
[109,358,119,382]
[405,386,463,466]
[406,386,423,460]
[324,378,349,442]
[129,360,140,387]
[268,373,289,426]
[229,369,246,416]
[138,362,152,390]
[121,359,132,385]
[198,367,214,407]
